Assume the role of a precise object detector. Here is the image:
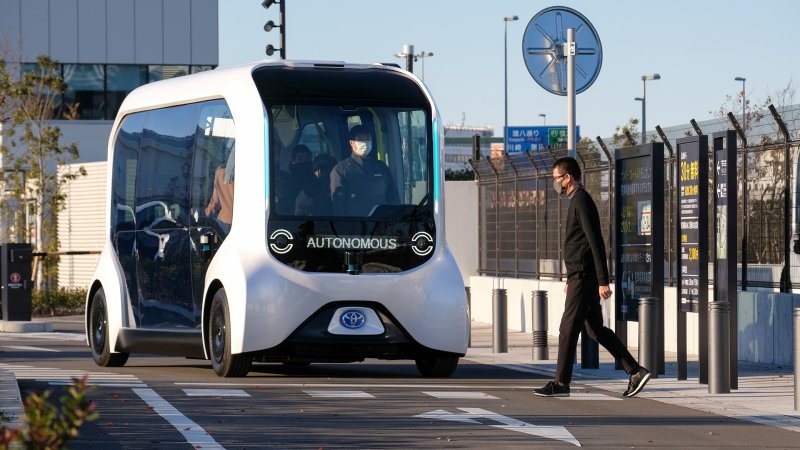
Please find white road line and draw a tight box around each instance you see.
[0,345,60,352]
[0,332,84,341]
[0,363,144,386]
[558,393,621,401]
[184,389,250,397]
[304,390,375,398]
[416,407,580,446]
[423,391,499,399]
[133,388,224,450]
[176,382,544,389]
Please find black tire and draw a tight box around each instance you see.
[208,288,252,377]
[89,288,129,367]
[415,355,459,377]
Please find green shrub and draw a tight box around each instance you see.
[0,376,98,449]
[32,288,87,317]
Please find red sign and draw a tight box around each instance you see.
[9,272,21,283]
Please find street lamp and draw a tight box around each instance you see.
[735,76,746,131]
[640,73,661,144]
[503,15,518,153]
[395,44,414,72]
[415,51,434,81]
[538,113,546,125]
[634,97,644,143]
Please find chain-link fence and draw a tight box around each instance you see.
[472,104,800,291]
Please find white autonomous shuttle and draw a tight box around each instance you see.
[85,61,468,377]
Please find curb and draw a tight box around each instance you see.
[0,368,25,431]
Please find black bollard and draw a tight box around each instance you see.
[466,286,472,348]
[492,288,508,353]
[531,290,548,361]
[708,301,731,394]
[639,297,658,379]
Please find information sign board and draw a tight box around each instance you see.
[614,143,664,322]
[506,126,580,153]
[676,136,708,314]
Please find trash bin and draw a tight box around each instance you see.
[1,243,33,321]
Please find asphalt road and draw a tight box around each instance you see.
[1,329,798,449]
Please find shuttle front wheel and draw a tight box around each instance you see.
[209,288,252,377]
[415,355,459,377]
[89,288,129,367]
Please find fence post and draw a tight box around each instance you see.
[492,288,508,353]
[466,286,471,348]
[795,307,800,410]
[531,290,548,361]
[639,297,658,378]
[708,301,731,394]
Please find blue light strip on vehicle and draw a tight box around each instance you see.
[433,118,439,202]
[264,114,270,200]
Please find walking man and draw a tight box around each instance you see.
[534,156,651,398]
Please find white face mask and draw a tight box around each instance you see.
[353,140,372,157]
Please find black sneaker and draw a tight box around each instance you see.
[623,367,651,397]
[534,381,570,397]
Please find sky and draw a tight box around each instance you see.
[219,0,800,140]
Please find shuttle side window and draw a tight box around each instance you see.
[135,104,199,229]
[192,101,236,236]
[111,112,145,239]
[397,109,429,204]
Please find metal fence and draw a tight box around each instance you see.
[472,104,800,291]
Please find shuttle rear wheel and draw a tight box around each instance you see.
[209,288,252,377]
[415,355,459,377]
[89,288,129,367]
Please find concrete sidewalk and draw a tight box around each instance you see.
[464,320,800,433]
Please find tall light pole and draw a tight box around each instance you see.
[538,113,546,125]
[735,76,746,130]
[395,44,414,72]
[415,51,434,81]
[504,15,518,152]
[640,73,661,144]
[634,97,644,143]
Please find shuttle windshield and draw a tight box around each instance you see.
[254,65,436,273]
[268,104,430,218]
[253,65,433,220]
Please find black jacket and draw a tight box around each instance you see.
[330,155,400,216]
[563,186,610,285]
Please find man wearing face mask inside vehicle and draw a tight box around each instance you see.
[330,124,400,216]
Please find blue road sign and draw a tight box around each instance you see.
[506,126,580,153]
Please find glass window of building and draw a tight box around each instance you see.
[63,64,106,120]
[190,65,215,74]
[148,65,190,82]
[107,65,147,120]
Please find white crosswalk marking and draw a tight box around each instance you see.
[0,345,60,352]
[184,389,250,397]
[304,390,374,398]
[558,393,621,401]
[423,391,499,399]
[0,363,145,387]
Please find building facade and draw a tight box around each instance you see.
[442,124,494,172]
[0,0,219,289]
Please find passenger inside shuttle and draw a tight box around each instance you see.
[330,124,400,217]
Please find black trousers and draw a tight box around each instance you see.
[554,271,639,384]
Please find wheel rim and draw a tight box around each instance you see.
[91,301,106,352]
[210,302,225,364]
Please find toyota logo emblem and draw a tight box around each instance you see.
[340,310,366,329]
